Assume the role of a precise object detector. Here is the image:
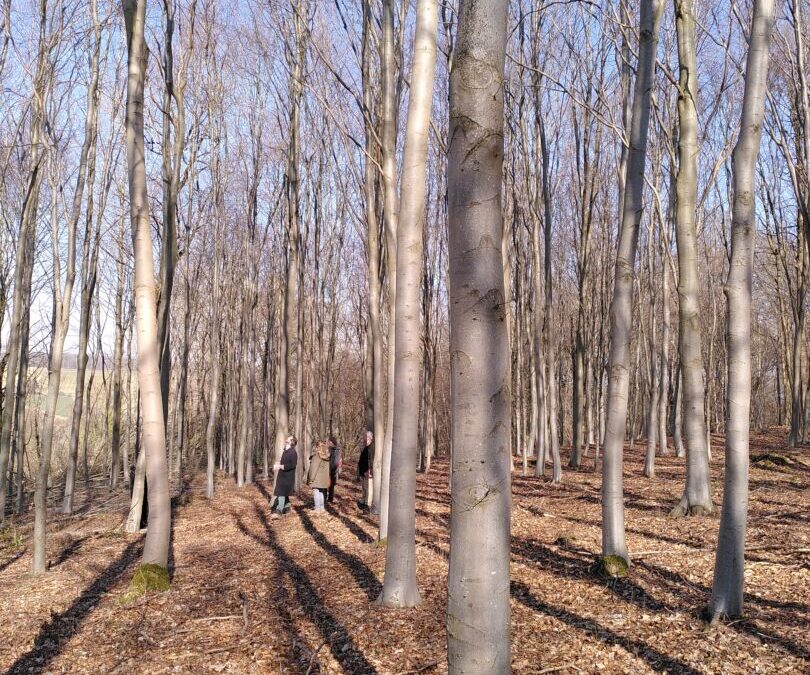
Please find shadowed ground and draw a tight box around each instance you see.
[1,432,807,674]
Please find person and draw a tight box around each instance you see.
[357,430,373,511]
[129,463,148,530]
[271,435,298,519]
[327,434,342,503]
[306,440,331,514]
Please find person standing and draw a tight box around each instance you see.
[306,440,331,514]
[327,434,342,503]
[357,430,373,511]
[271,435,298,519]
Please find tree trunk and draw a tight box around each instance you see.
[374,0,399,536]
[33,0,101,571]
[446,1,511,671]
[709,0,774,621]
[361,0,384,514]
[671,0,712,516]
[377,0,436,608]
[601,0,663,571]
[123,0,171,571]
[0,0,47,522]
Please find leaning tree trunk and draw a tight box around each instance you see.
[709,0,774,621]
[446,1,511,671]
[123,0,171,572]
[601,0,663,573]
[377,0,437,609]
[671,0,712,516]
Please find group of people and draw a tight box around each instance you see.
[270,429,376,519]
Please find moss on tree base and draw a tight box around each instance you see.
[121,563,170,603]
[597,555,629,578]
[669,502,714,518]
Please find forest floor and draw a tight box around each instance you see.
[1,431,808,674]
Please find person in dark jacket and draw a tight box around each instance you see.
[327,435,341,503]
[271,435,298,519]
[357,430,373,511]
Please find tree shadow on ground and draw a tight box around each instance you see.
[633,558,810,658]
[297,508,381,600]
[511,537,669,612]
[53,536,88,568]
[511,580,702,675]
[328,504,375,544]
[5,539,142,675]
[235,503,378,674]
[0,547,26,573]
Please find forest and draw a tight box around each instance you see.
[0,0,808,673]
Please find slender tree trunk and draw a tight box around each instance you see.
[361,1,384,514]
[378,0,436,608]
[446,1,511,670]
[709,0,774,621]
[0,1,47,521]
[33,0,101,570]
[123,0,171,571]
[671,0,712,516]
[374,0,399,534]
[601,0,663,571]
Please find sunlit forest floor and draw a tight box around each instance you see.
[1,431,808,674]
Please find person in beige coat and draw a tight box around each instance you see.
[306,440,331,514]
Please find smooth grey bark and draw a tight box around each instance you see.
[360,0,383,512]
[123,0,171,569]
[601,0,663,569]
[446,0,511,671]
[375,0,398,533]
[709,0,775,621]
[670,0,712,516]
[377,0,437,609]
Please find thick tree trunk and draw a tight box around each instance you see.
[709,0,774,621]
[377,0,437,608]
[601,0,663,571]
[446,1,511,671]
[671,0,712,516]
[123,0,171,570]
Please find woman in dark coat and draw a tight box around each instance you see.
[271,435,298,519]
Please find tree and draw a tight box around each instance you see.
[708,0,775,621]
[377,0,438,609]
[0,0,49,524]
[601,0,663,573]
[123,0,171,574]
[33,0,102,572]
[446,0,511,671]
[670,0,712,516]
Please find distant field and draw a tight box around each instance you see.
[28,367,125,420]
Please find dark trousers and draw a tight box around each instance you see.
[327,471,338,502]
